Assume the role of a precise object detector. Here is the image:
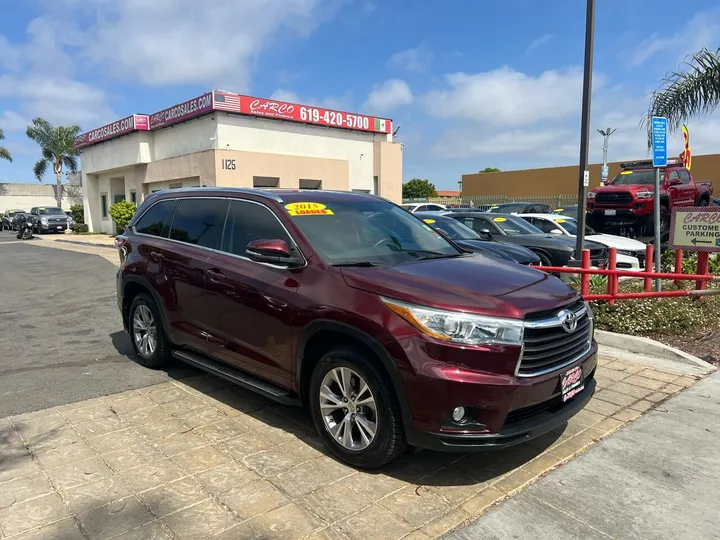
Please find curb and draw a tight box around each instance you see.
[596,329,716,377]
[48,238,117,250]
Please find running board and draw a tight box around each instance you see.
[172,350,299,406]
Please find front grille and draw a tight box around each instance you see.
[518,302,592,377]
[505,395,563,425]
[596,192,633,205]
[589,248,607,259]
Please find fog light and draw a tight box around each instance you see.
[452,407,467,423]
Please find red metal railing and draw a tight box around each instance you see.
[530,245,719,302]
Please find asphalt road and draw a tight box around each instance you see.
[0,231,195,417]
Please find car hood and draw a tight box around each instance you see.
[502,233,603,250]
[586,234,647,251]
[456,239,540,264]
[340,255,578,318]
[592,184,655,194]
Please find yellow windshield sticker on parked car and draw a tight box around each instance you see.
[39,207,46,210]
[554,208,563,212]
[284,202,334,216]
[493,217,507,222]
[555,219,566,223]
[423,219,436,224]
[490,206,500,209]
[620,171,633,175]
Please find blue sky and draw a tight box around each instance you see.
[1,0,719,189]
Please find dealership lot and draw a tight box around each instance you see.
[0,233,704,539]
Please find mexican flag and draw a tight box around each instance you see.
[374,118,388,132]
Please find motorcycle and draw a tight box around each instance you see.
[14,214,35,240]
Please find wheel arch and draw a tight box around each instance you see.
[121,275,170,337]
[296,320,412,427]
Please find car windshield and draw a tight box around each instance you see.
[8,210,23,215]
[488,216,543,235]
[611,170,655,186]
[553,218,595,235]
[286,199,462,266]
[38,207,65,215]
[422,216,480,240]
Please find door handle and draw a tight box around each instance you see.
[205,268,226,280]
[150,251,164,263]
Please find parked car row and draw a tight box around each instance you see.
[116,189,598,469]
[1,207,74,233]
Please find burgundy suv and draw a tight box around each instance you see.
[116,188,597,468]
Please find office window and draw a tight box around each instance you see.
[169,182,183,189]
[352,189,371,193]
[221,200,291,256]
[130,191,137,204]
[101,194,108,218]
[373,176,379,195]
[253,176,280,188]
[299,179,322,190]
[168,198,228,249]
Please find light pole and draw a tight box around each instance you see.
[574,0,596,261]
[597,127,616,185]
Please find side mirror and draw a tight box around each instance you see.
[246,239,303,267]
[550,229,563,235]
[478,228,492,240]
[669,177,682,186]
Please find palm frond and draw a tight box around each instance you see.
[0,146,11,162]
[63,154,79,172]
[33,159,49,182]
[0,128,5,141]
[644,47,720,146]
[26,117,54,147]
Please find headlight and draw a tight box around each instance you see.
[587,192,596,199]
[635,191,653,199]
[41,218,48,224]
[382,297,524,346]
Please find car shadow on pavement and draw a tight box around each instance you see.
[168,370,561,488]
[109,331,201,380]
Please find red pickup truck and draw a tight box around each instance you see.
[586,158,713,236]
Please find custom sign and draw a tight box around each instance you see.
[285,202,334,216]
[74,114,150,148]
[670,207,720,252]
[600,165,609,183]
[149,93,214,129]
[212,91,391,134]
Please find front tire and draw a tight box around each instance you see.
[309,349,406,469]
[128,294,171,369]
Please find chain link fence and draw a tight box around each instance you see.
[402,194,578,208]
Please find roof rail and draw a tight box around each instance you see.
[147,186,285,202]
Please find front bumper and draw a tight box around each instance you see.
[589,207,649,228]
[39,223,73,232]
[398,337,598,452]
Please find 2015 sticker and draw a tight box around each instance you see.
[423,219,436,224]
[285,202,334,216]
[493,217,507,222]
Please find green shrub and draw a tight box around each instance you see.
[661,250,720,275]
[108,200,137,233]
[70,204,85,224]
[74,224,89,233]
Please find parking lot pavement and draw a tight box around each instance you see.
[0,357,700,540]
[0,232,196,417]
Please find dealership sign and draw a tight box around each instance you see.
[74,115,150,148]
[212,91,392,134]
[670,207,720,253]
[75,90,392,148]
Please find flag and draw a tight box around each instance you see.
[213,91,241,113]
[681,124,692,170]
[374,118,387,132]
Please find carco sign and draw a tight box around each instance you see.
[74,114,150,148]
[670,207,720,252]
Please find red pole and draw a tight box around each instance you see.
[674,250,683,286]
[696,251,710,291]
[580,249,591,297]
[607,247,617,305]
[644,244,654,292]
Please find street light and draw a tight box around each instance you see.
[597,127,617,185]
[574,0,596,261]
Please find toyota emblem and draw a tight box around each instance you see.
[561,310,578,333]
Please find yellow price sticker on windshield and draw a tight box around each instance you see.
[620,171,633,175]
[555,219,566,223]
[490,206,500,209]
[423,219,436,224]
[554,208,564,212]
[284,202,334,216]
[493,217,507,222]
[39,207,46,210]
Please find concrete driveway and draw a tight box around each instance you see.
[0,231,195,417]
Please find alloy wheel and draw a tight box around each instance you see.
[319,367,378,451]
[132,304,157,358]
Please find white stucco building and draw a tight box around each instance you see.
[77,91,403,233]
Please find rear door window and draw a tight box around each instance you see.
[167,198,228,249]
[134,200,177,238]
[679,170,691,184]
[221,200,292,257]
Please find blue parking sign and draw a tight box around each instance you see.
[651,116,668,167]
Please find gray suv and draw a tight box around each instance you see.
[29,206,75,233]
[2,209,27,231]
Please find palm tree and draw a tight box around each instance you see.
[0,128,11,162]
[26,118,81,208]
[645,47,720,139]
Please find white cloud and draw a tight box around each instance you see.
[388,43,434,73]
[59,0,341,88]
[629,11,720,67]
[424,67,590,127]
[363,79,413,114]
[525,33,554,53]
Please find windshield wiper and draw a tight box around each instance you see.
[331,261,377,267]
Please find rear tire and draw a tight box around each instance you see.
[128,293,171,369]
[309,348,406,469]
[535,251,553,267]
